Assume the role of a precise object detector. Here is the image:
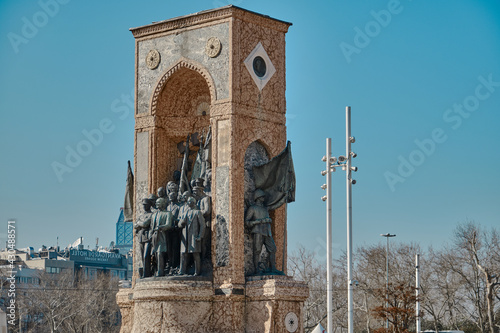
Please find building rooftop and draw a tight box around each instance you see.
[130,5,292,38]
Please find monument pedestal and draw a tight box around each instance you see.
[118,276,308,333]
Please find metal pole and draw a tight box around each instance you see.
[381,233,396,331]
[416,254,420,333]
[326,138,333,333]
[386,236,389,330]
[346,106,353,333]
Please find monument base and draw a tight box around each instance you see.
[117,276,308,333]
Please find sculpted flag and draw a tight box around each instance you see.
[253,141,295,210]
[123,160,134,222]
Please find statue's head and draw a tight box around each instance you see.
[157,187,166,198]
[141,198,152,210]
[187,196,196,208]
[168,191,177,202]
[166,181,178,194]
[254,189,266,203]
[193,178,205,197]
[147,194,158,209]
[181,191,192,203]
[156,197,168,211]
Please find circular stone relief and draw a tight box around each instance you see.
[146,49,160,69]
[284,312,298,332]
[205,37,221,58]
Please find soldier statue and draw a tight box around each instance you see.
[245,189,280,274]
[166,191,181,274]
[150,197,175,276]
[178,197,205,276]
[193,178,211,260]
[134,196,154,278]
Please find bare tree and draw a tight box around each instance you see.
[288,245,346,333]
[17,270,120,333]
[353,242,422,333]
[453,222,500,333]
[421,246,464,332]
[289,222,499,333]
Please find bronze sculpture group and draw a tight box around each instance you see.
[134,130,215,277]
[134,129,294,278]
[135,180,211,277]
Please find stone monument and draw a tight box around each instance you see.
[117,5,308,333]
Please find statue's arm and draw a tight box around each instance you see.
[135,216,151,229]
[245,207,257,227]
[202,197,211,216]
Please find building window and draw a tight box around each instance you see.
[89,269,97,280]
[45,267,61,274]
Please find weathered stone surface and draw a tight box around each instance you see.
[215,166,229,267]
[245,277,309,333]
[137,22,230,115]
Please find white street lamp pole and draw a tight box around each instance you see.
[381,233,396,331]
[346,106,354,333]
[322,107,357,333]
[325,138,333,333]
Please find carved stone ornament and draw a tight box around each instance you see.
[205,37,221,58]
[146,49,160,69]
[244,42,276,91]
[284,312,298,333]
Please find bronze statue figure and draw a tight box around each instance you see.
[178,197,205,276]
[150,197,175,276]
[166,191,181,274]
[193,178,211,261]
[245,189,279,274]
[134,196,154,278]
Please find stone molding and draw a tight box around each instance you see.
[130,6,291,39]
[246,277,309,302]
[133,279,213,301]
[134,115,154,130]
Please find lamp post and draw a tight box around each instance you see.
[321,107,357,333]
[346,106,355,333]
[321,138,333,333]
[380,233,396,331]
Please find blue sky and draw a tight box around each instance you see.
[1,0,499,260]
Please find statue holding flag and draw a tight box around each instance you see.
[245,189,279,274]
[244,141,295,275]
